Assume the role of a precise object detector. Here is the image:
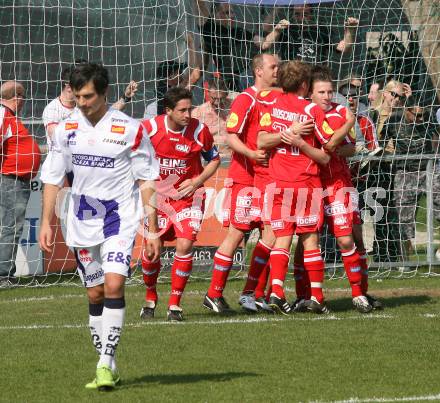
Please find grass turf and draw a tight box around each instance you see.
[0,276,439,403]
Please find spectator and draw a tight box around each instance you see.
[192,78,233,160]
[367,79,385,108]
[260,5,358,68]
[363,79,411,264]
[43,61,138,144]
[0,81,41,283]
[144,44,201,120]
[194,1,288,91]
[390,100,440,258]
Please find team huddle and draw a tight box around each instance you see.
[38,55,383,391]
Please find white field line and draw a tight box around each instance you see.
[313,393,440,402]
[2,312,438,331]
[0,286,432,304]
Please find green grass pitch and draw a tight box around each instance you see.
[1,276,439,403]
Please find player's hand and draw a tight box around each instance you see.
[124,81,138,99]
[275,19,290,31]
[251,149,269,167]
[345,17,359,28]
[39,222,54,253]
[402,83,412,98]
[177,178,200,198]
[345,108,356,128]
[290,119,314,136]
[281,130,305,148]
[144,238,161,262]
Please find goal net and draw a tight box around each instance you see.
[0,0,439,287]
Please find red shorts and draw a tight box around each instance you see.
[222,181,262,231]
[321,176,361,237]
[145,196,205,242]
[250,173,275,226]
[267,177,324,237]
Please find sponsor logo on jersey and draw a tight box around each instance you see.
[188,220,201,231]
[67,132,76,145]
[325,202,347,216]
[78,248,92,263]
[103,138,128,146]
[322,121,334,135]
[72,154,115,168]
[236,195,252,208]
[297,215,318,226]
[259,112,272,127]
[111,125,125,134]
[226,112,239,128]
[169,137,180,142]
[273,121,288,132]
[176,208,203,222]
[111,118,129,124]
[175,144,190,153]
[158,157,187,169]
[85,268,104,284]
[334,216,348,226]
[65,122,78,130]
[273,108,308,123]
[260,90,271,97]
[271,220,284,229]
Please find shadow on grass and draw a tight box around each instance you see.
[120,371,260,389]
[329,294,432,312]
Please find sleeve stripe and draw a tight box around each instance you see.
[193,121,204,147]
[45,122,59,128]
[0,107,7,143]
[314,125,329,144]
[131,124,144,151]
[148,118,158,138]
[236,94,256,134]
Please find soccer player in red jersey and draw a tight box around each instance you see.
[141,87,220,321]
[293,66,382,313]
[203,53,279,314]
[257,61,355,314]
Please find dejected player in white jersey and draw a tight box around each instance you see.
[39,63,160,391]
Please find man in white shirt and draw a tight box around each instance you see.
[39,63,160,391]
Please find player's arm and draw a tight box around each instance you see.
[227,132,268,165]
[258,119,315,150]
[178,132,221,197]
[336,17,359,54]
[39,127,68,253]
[111,81,138,111]
[282,131,330,165]
[316,107,356,152]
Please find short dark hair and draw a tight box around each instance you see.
[69,62,109,95]
[163,87,192,110]
[61,59,89,84]
[207,78,228,93]
[311,65,333,90]
[277,60,312,93]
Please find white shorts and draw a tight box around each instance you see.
[74,236,134,288]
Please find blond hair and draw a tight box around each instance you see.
[373,79,404,111]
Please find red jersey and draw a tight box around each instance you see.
[258,92,333,183]
[142,115,218,191]
[319,103,355,182]
[0,105,41,178]
[225,86,260,185]
[358,113,379,151]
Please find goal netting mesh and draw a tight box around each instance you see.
[0,0,439,287]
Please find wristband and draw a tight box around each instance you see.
[123,95,132,103]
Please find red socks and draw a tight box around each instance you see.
[207,251,233,298]
[142,258,161,304]
[341,247,362,298]
[304,249,324,303]
[357,248,369,294]
[243,240,272,294]
[255,263,270,300]
[269,248,290,299]
[168,253,193,307]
